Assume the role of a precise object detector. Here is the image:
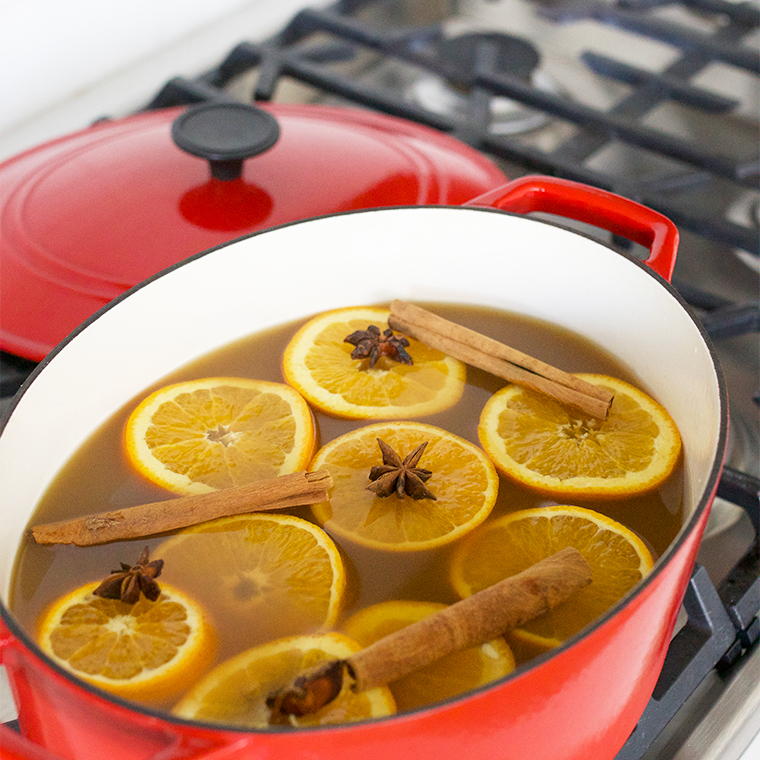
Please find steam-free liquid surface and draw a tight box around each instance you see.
[11,304,683,709]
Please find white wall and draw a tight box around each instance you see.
[0,0,323,160]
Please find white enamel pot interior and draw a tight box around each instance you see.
[0,200,727,760]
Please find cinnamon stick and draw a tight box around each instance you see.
[30,469,333,547]
[267,546,592,721]
[388,300,613,419]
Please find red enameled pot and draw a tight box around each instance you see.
[0,176,726,760]
[0,101,507,361]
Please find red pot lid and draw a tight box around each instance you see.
[0,102,507,360]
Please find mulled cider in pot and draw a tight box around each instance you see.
[12,302,683,725]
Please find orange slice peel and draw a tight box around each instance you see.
[478,373,681,499]
[282,306,466,419]
[125,377,315,495]
[449,505,654,643]
[309,421,499,552]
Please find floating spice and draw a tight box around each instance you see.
[344,324,413,368]
[389,300,613,419]
[31,470,333,546]
[93,547,164,604]
[266,547,592,722]
[366,438,436,500]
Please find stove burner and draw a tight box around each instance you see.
[703,414,759,543]
[409,70,560,135]
[408,32,560,135]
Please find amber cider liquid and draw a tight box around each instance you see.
[10,304,683,703]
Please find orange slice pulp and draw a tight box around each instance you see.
[309,421,499,552]
[282,306,466,419]
[449,505,654,642]
[478,374,681,499]
[125,377,315,495]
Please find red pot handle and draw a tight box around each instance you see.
[0,623,249,760]
[0,723,68,760]
[465,175,679,282]
[0,623,66,760]
[0,718,252,760]
[0,722,253,760]
[0,721,253,760]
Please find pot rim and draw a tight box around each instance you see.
[0,203,729,734]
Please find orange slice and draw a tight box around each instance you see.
[342,600,515,711]
[37,581,214,704]
[282,306,466,419]
[478,373,681,499]
[172,632,396,728]
[505,629,562,666]
[309,421,499,552]
[449,505,654,642]
[154,514,345,652]
[125,377,315,495]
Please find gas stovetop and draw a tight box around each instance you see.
[1,1,758,758]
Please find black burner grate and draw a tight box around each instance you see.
[146,0,759,257]
[143,0,760,342]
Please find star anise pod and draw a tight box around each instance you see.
[366,438,436,500]
[344,324,413,368]
[93,546,164,604]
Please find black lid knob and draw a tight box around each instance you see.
[171,102,280,181]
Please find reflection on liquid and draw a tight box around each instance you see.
[179,179,273,232]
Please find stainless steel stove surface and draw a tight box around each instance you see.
[1,1,758,758]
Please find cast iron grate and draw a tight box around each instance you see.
[2,0,757,391]
[146,0,759,252]
[145,0,760,339]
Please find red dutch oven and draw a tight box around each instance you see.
[0,176,726,760]
[0,101,507,361]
